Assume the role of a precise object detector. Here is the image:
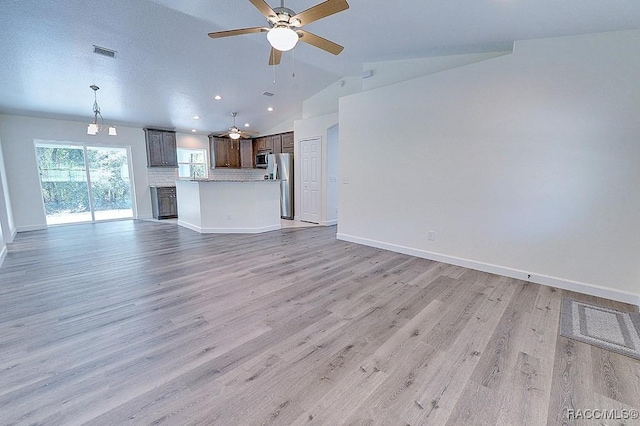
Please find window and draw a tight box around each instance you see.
[177,148,207,178]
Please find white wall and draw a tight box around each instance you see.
[0,223,4,268]
[177,133,208,151]
[262,112,300,136]
[0,135,7,266]
[303,76,361,119]
[0,114,152,230]
[298,52,510,122]
[293,112,339,225]
[0,134,15,242]
[338,29,640,306]
[326,124,339,224]
[362,51,511,91]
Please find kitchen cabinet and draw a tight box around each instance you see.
[281,132,294,154]
[145,129,177,167]
[255,137,270,152]
[251,132,295,166]
[229,140,241,168]
[150,186,177,219]
[212,137,229,168]
[209,136,246,168]
[240,140,253,168]
[255,133,293,154]
[270,134,282,154]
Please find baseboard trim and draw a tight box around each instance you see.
[0,244,6,268]
[321,219,338,226]
[16,224,47,233]
[336,233,640,308]
[136,214,154,220]
[177,220,281,234]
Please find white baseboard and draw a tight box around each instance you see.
[11,227,17,240]
[177,220,281,234]
[16,224,47,233]
[136,214,154,220]
[321,219,338,226]
[0,244,6,268]
[337,233,640,308]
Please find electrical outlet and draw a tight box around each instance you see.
[428,231,436,241]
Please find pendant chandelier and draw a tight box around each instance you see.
[87,85,117,136]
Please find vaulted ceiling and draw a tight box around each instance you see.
[1,0,640,135]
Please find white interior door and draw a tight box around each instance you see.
[300,137,321,223]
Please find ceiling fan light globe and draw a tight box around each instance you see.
[108,126,117,136]
[267,27,298,51]
[229,132,241,140]
[87,123,98,135]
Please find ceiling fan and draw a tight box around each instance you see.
[208,0,349,65]
[214,113,259,139]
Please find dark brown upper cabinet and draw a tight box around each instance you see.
[144,129,177,167]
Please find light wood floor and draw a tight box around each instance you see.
[0,221,638,425]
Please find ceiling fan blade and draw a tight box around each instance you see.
[208,27,268,39]
[269,48,282,66]
[291,0,349,26]
[297,30,344,55]
[249,0,278,21]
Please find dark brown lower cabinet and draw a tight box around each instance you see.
[150,186,177,219]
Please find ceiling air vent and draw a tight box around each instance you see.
[93,45,117,58]
[262,91,274,97]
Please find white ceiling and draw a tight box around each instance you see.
[1,0,640,135]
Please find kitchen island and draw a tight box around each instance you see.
[176,180,281,234]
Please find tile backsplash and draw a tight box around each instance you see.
[147,168,179,187]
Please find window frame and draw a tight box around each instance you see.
[177,148,208,179]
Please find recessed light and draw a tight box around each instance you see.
[193,115,200,120]
[267,107,274,112]
[214,95,222,100]
[244,123,250,127]
[191,129,197,133]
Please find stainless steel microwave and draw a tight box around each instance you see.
[255,150,270,168]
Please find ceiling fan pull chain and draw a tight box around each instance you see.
[273,59,277,84]
[292,48,296,77]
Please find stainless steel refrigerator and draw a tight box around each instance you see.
[267,153,294,219]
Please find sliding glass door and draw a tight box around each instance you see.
[36,143,133,225]
[87,146,133,221]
